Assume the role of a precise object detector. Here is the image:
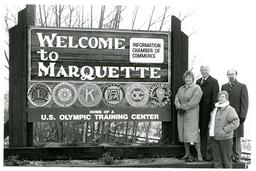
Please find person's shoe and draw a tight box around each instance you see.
[197,157,204,162]
[181,155,189,160]
[205,154,213,161]
[185,156,195,162]
[204,157,213,161]
[232,158,241,163]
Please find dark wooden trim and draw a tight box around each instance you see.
[4,145,184,160]
[162,16,188,144]
[9,5,35,147]
[170,16,181,144]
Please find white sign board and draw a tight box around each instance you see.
[129,38,164,63]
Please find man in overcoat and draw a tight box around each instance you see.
[196,65,219,161]
[221,69,249,162]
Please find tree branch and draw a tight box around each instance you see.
[131,6,139,30]
[4,50,9,65]
[38,5,44,26]
[159,6,168,31]
[147,6,155,30]
[98,5,106,29]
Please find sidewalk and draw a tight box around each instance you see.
[6,158,247,168]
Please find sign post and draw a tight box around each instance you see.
[9,5,35,147]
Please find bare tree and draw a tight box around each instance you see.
[104,122,111,143]
[124,121,129,142]
[98,5,105,29]
[90,5,93,28]
[112,5,122,29]
[53,5,65,27]
[178,9,197,22]
[131,6,139,30]
[67,5,76,27]
[147,6,155,30]
[159,6,169,31]
[4,50,9,70]
[104,6,126,29]
[43,5,50,26]
[4,7,20,32]
[145,122,152,143]
[38,5,44,26]
[131,121,138,142]
[82,122,88,143]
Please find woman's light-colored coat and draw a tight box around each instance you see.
[209,105,239,140]
[175,84,203,143]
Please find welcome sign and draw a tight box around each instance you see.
[27,27,171,122]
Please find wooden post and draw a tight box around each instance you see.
[162,16,188,144]
[9,5,36,147]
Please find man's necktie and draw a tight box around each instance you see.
[201,78,205,85]
[227,82,235,94]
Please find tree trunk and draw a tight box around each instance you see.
[104,122,111,143]
[145,121,151,143]
[131,6,138,30]
[82,122,88,143]
[125,121,129,142]
[112,6,122,29]
[96,122,100,135]
[98,5,105,29]
[90,122,95,142]
[43,5,48,26]
[112,122,118,142]
[57,122,63,142]
[132,121,138,142]
[159,6,168,31]
[38,5,44,26]
[90,5,93,28]
[147,6,155,30]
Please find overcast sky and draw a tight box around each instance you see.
[1,0,256,166]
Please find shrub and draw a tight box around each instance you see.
[100,152,114,165]
[4,155,30,166]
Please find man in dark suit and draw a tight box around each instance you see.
[221,69,249,162]
[196,65,219,161]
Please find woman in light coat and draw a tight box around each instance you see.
[209,91,239,168]
[175,70,203,161]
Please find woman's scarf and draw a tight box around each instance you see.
[209,101,230,137]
